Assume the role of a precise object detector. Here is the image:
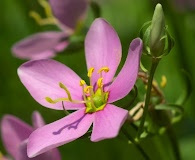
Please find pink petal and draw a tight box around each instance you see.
[91,104,128,142]
[12,32,69,60]
[32,111,45,129]
[0,115,33,158]
[18,59,85,110]
[49,0,88,33]
[27,108,93,157]
[108,38,143,103]
[17,140,61,160]
[85,18,122,87]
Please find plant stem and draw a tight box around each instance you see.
[122,127,150,160]
[137,58,159,139]
[167,126,182,160]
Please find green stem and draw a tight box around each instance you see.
[137,58,159,139]
[167,126,182,160]
[122,127,150,160]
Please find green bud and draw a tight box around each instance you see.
[150,3,165,57]
[140,3,174,58]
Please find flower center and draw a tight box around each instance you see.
[45,67,109,113]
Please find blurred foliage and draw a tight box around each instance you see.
[0,0,195,159]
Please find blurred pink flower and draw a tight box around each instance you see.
[18,18,143,157]
[1,111,61,160]
[12,0,88,60]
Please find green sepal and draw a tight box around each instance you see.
[154,103,184,124]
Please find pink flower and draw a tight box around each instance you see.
[18,18,143,157]
[12,0,88,60]
[0,111,61,160]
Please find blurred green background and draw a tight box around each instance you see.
[0,0,195,159]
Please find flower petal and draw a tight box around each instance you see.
[17,140,61,160]
[0,115,33,158]
[12,32,69,60]
[49,0,88,32]
[27,108,93,157]
[108,38,143,103]
[91,104,128,142]
[32,111,45,129]
[18,59,84,110]
[85,18,122,86]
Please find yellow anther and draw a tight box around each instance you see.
[160,75,167,88]
[84,86,93,94]
[98,67,109,74]
[87,67,94,77]
[80,80,86,86]
[59,82,72,101]
[97,77,103,88]
[45,97,56,104]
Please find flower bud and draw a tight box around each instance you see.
[150,4,165,57]
[140,3,174,58]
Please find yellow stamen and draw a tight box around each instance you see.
[88,88,96,110]
[38,0,53,17]
[87,67,94,86]
[29,0,57,26]
[84,86,93,94]
[160,75,167,88]
[45,97,87,104]
[97,77,103,88]
[80,80,87,101]
[59,82,72,101]
[29,11,57,25]
[87,67,94,77]
[80,80,86,86]
[98,67,109,74]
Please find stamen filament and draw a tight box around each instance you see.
[80,80,87,101]
[45,97,88,104]
[88,87,96,110]
[97,77,105,102]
